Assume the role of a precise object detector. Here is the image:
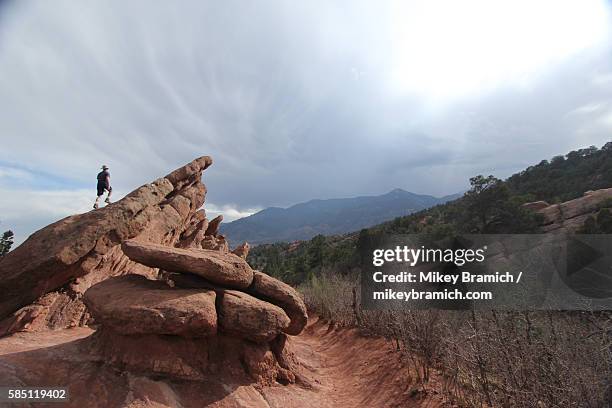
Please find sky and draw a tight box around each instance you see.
[1,0,612,246]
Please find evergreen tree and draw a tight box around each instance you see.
[0,230,14,256]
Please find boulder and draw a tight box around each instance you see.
[0,156,214,330]
[249,271,308,335]
[84,275,216,337]
[122,240,253,288]
[0,153,310,397]
[164,270,307,336]
[218,290,290,343]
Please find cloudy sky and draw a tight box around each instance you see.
[1,0,612,245]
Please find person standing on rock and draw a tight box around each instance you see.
[94,165,112,209]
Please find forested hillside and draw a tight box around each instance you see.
[506,142,612,202]
[248,142,612,285]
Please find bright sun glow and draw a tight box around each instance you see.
[389,0,611,99]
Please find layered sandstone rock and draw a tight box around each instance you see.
[523,187,612,233]
[521,200,550,211]
[218,290,290,342]
[121,240,253,288]
[85,242,304,384]
[162,270,308,337]
[116,238,308,342]
[249,271,308,335]
[83,275,217,337]
[83,275,298,384]
[0,155,307,389]
[0,156,213,336]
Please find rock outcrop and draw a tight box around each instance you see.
[82,226,308,382]
[523,187,612,233]
[205,214,224,236]
[0,155,308,390]
[83,273,300,384]
[115,237,307,341]
[0,156,213,336]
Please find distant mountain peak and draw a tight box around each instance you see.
[221,189,459,246]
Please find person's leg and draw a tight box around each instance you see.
[94,184,104,209]
[104,186,112,204]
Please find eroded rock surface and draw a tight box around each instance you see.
[121,240,253,289]
[249,271,308,335]
[232,242,251,259]
[0,155,307,400]
[524,187,612,233]
[84,275,217,337]
[205,214,223,236]
[218,290,291,343]
[163,270,307,336]
[0,156,213,335]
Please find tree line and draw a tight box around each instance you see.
[249,142,612,285]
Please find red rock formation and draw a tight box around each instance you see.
[232,241,251,259]
[121,240,253,288]
[200,234,230,252]
[0,156,213,336]
[84,275,217,337]
[205,214,223,236]
[0,155,308,393]
[524,188,612,233]
[218,290,290,343]
[248,271,308,335]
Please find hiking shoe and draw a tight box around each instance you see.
[104,198,111,204]
[93,203,99,209]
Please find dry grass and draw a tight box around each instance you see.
[300,272,611,408]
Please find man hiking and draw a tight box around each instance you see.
[94,165,112,209]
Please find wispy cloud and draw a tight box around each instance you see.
[0,167,33,183]
[0,0,611,247]
[568,103,607,115]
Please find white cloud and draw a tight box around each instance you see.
[568,103,607,115]
[205,203,261,223]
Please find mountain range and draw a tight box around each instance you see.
[221,189,461,245]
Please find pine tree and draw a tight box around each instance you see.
[0,230,14,256]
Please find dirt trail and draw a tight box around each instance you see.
[260,317,444,408]
[0,318,445,407]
